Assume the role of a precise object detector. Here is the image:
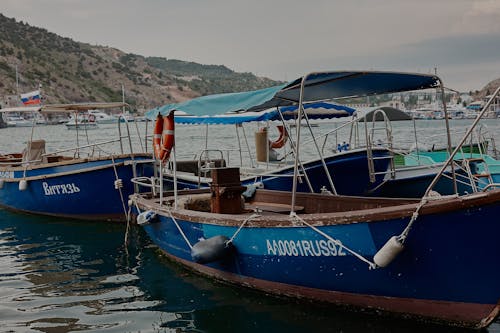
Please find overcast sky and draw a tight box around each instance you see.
[2,0,500,92]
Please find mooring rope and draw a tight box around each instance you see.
[226,213,261,245]
[110,155,129,222]
[290,212,377,269]
[124,204,133,245]
[398,197,428,243]
[166,208,193,250]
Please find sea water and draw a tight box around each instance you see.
[1,120,500,332]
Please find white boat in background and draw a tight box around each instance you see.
[65,113,98,130]
[35,113,48,125]
[5,115,33,127]
[88,110,119,124]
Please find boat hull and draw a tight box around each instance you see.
[134,190,500,328]
[0,155,154,221]
[372,165,475,197]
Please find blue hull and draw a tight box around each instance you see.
[133,190,500,328]
[0,155,154,221]
[374,167,492,198]
[166,148,391,196]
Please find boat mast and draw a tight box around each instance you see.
[15,64,19,96]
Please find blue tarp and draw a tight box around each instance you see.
[173,102,355,125]
[146,71,440,119]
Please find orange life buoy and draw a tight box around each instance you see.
[269,125,288,149]
[153,113,175,161]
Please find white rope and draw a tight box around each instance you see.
[290,212,377,269]
[124,204,133,245]
[227,213,261,244]
[166,208,193,250]
[110,155,129,222]
[399,198,428,242]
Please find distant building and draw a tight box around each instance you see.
[483,94,500,117]
[380,95,406,110]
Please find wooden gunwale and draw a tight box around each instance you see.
[132,188,500,227]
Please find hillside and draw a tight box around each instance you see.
[0,14,280,112]
[479,78,500,98]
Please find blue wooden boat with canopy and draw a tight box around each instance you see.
[130,71,500,329]
[0,102,154,222]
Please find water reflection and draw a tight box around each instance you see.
[1,207,499,332]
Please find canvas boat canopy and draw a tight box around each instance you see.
[147,71,440,118]
[172,102,355,125]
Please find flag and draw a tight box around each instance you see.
[20,90,41,105]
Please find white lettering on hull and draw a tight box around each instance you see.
[266,239,347,257]
[43,182,80,196]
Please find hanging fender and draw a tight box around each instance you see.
[153,112,175,161]
[269,125,288,149]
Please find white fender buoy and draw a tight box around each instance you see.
[19,180,28,191]
[0,179,4,189]
[191,235,233,264]
[137,210,157,225]
[373,236,404,268]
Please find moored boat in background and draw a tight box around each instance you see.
[0,102,154,222]
[65,112,99,130]
[5,114,33,127]
[88,109,119,124]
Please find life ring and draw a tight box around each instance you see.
[269,125,288,149]
[153,113,175,161]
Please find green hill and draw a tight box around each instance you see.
[0,14,280,112]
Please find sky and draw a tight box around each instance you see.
[2,0,500,92]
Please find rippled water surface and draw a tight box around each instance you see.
[1,120,500,332]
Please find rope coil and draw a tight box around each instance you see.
[114,179,124,189]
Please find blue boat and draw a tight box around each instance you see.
[348,107,497,197]
[0,103,154,222]
[159,147,392,195]
[140,100,395,196]
[130,72,500,328]
[132,187,500,329]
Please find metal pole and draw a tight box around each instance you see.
[438,80,457,193]
[422,86,500,197]
[301,105,337,194]
[241,124,255,168]
[75,112,80,158]
[173,146,178,209]
[205,124,209,151]
[159,159,163,207]
[235,124,243,166]
[412,117,419,162]
[277,109,314,193]
[15,64,19,96]
[291,74,309,214]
